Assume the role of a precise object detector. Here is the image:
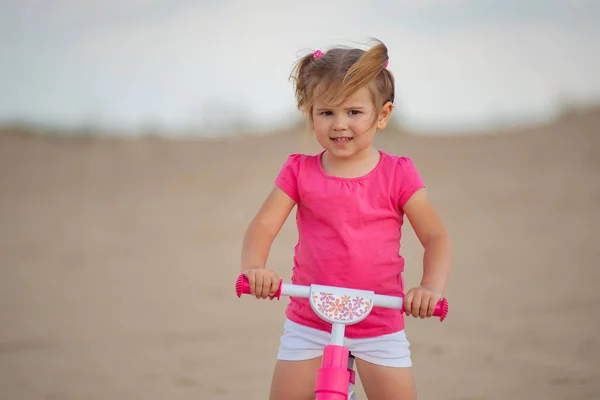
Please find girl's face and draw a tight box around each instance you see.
[311,85,392,160]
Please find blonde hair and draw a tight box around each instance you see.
[290,39,395,126]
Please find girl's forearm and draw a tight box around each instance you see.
[240,219,276,272]
[419,234,452,294]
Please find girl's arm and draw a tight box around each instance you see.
[403,188,452,316]
[241,185,297,272]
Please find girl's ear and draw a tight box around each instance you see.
[376,101,394,130]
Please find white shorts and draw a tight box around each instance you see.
[277,318,412,368]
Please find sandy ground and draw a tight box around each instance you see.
[1,110,599,400]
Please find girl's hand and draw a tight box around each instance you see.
[242,267,280,299]
[404,285,444,318]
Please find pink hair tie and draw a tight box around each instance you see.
[385,60,389,68]
[313,50,324,60]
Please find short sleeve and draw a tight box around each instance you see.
[275,153,302,203]
[396,157,425,208]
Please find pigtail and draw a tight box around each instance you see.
[290,53,317,114]
[339,41,389,104]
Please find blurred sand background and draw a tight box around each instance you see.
[1,107,599,400]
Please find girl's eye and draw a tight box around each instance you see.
[318,110,360,116]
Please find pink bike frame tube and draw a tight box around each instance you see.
[315,344,350,400]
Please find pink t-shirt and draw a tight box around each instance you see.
[274,150,425,339]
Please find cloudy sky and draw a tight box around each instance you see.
[1,0,599,136]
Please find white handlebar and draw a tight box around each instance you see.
[280,283,403,309]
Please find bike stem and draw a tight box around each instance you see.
[331,323,345,346]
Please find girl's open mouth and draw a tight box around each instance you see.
[331,137,352,143]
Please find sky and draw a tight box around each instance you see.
[1,0,599,137]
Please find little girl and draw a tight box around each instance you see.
[240,39,452,400]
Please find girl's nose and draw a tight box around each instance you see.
[332,115,348,131]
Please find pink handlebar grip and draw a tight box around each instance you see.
[399,297,448,322]
[235,273,283,300]
[432,298,449,322]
